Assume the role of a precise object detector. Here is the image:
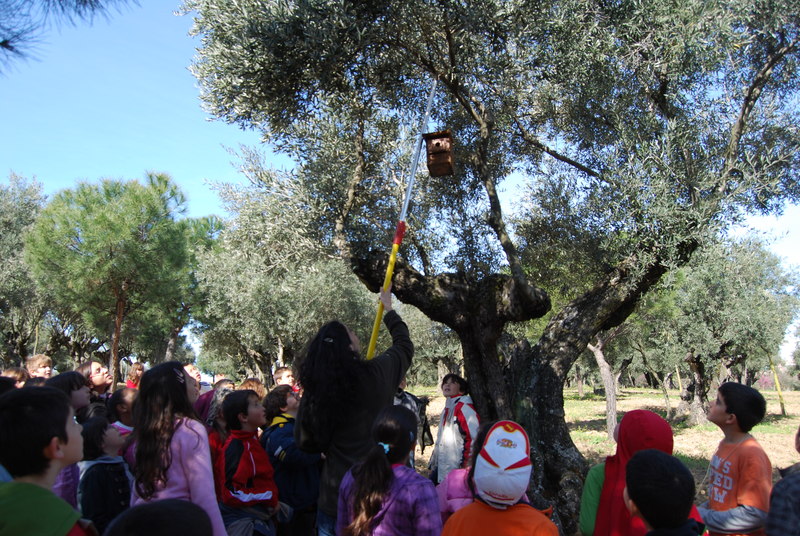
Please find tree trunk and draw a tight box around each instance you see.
[679,353,710,425]
[575,364,584,398]
[588,341,617,439]
[164,325,181,362]
[110,291,127,390]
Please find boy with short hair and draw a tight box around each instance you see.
[0,387,91,535]
[262,385,321,536]
[624,449,705,535]
[26,353,53,379]
[217,389,279,534]
[273,367,295,388]
[698,382,772,536]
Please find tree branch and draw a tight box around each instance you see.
[510,116,600,178]
[720,38,798,191]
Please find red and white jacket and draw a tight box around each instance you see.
[217,429,279,509]
[431,394,479,484]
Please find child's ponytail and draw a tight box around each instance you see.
[344,405,417,536]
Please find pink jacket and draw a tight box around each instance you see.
[131,418,226,536]
[437,468,474,523]
[437,467,532,523]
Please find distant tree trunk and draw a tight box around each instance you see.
[588,339,617,439]
[680,353,710,425]
[575,363,584,397]
[164,325,181,362]
[110,285,129,390]
[638,349,672,419]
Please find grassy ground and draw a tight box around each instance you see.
[413,386,800,493]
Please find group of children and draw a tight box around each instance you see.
[0,349,798,536]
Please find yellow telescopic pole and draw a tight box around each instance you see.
[365,223,405,359]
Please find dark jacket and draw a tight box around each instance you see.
[77,456,132,534]
[261,413,322,511]
[295,309,413,516]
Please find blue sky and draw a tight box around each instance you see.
[0,1,271,218]
[1,1,797,358]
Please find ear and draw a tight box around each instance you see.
[238,412,248,425]
[42,436,63,461]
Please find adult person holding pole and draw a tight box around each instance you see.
[295,287,413,536]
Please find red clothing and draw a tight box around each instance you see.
[125,380,139,389]
[208,428,226,500]
[594,410,675,536]
[217,429,279,509]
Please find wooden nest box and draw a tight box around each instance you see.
[422,130,454,177]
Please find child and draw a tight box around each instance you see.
[218,389,279,535]
[262,385,322,536]
[126,362,144,389]
[0,387,90,535]
[46,371,92,509]
[76,360,113,401]
[336,405,442,536]
[273,367,295,388]
[624,449,705,535]
[1,366,30,388]
[207,384,234,502]
[765,423,800,536]
[429,373,480,484]
[78,416,132,533]
[131,361,226,536]
[441,420,557,536]
[26,353,53,379]
[108,387,137,438]
[579,409,704,536]
[698,382,772,536]
[239,378,268,401]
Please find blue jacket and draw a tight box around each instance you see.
[261,413,322,511]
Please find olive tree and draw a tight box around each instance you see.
[187,0,800,526]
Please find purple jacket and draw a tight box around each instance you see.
[337,464,442,536]
[52,462,79,508]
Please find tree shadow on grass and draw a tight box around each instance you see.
[566,418,608,433]
[566,403,677,433]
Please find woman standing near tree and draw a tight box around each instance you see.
[295,287,414,536]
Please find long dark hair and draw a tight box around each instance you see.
[344,405,417,536]
[132,361,197,499]
[298,321,365,444]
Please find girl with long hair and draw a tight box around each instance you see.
[337,405,441,536]
[126,362,144,389]
[296,287,414,536]
[130,361,226,536]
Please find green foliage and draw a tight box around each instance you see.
[606,237,799,386]
[0,175,46,364]
[195,177,378,376]
[24,173,192,381]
